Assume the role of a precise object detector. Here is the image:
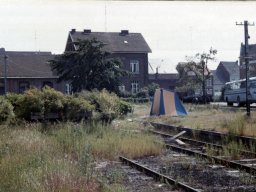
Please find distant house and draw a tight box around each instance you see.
[239,43,256,78]
[213,61,240,96]
[0,49,67,94]
[65,29,152,93]
[148,73,179,91]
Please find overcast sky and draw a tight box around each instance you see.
[1,0,256,73]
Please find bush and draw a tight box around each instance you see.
[41,86,65,114]
[0,96,15,123]
[16,88,44,119]
[134,88,149,98]
[118,100,133,115]
[7,87,66,120]
[79,89,132,121]
[64,96,94,120]
[145,83,159,97]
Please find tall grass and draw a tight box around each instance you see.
[0,121,164,191]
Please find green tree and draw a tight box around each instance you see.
[145,83,160,97]
[50,38,128,92]
[176,48,217,102]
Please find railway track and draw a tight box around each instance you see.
[119,156,200,192]
[120,150,256,191]
[119,122,256,191]
[150,129,256,158]
[149,123,256,174]
[150,122,256,149]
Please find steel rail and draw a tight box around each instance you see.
[150,122,256,148]
[165,144,256,176]
[119,156,201,192]
[150,130,256,157]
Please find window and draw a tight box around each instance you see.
[19,81,30,93]
[131,81,139,94]
[65,83,72,95]
[206,78,212,87]
[42,81,53,88]
[0,82,4,95]
[118,85,125,92]
[130,60,139,74]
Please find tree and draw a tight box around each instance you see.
[145,82,160,97]
[176,48,217,103]
[50,38,128,93]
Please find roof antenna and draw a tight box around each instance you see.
[34,30,37,52]
[104,2,107,32]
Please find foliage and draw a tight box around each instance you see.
[176,48,217,98]
[41,86,65,114]
[134,88,149,98]
[144,82,160,97]
[0,96,15,123]
[79,89,132,121]
[50,38,128,93]
[15,88,44,119]
[118,100,133,115]
[12,87,65,119]
[5,87,94,121]
[64,96,94,120]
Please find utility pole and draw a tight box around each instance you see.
[4,54,7,94]
[202,61,206,104]
[236,21,255,117]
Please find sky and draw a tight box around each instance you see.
[0,0,256,73]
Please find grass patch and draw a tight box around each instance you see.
[0,120,164,191]
[149,103,256,137]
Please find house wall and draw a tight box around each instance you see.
[112,53,149,91]
[148,74,178,91]
[217,64,230,82]
[1,78,67,94]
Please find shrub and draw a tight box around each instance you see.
[64,96,94,120]
[118,100,133,115]
[0,96,15,123]
[8,87,66,120]
[6,93,24,118]
[41,86,65,114]
[117,90,132,98]
[145,82,159,97]
[15,88,44,119]
[79,89,132,121]
[134,88,149,98]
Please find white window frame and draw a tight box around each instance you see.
[65,83,72,95]
[131,81,139,94]
[206,78,212,87]
[130,60,139,74]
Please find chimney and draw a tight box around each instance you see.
[71,29,76,34]
[83,29,91,34]
[120,30,129,36]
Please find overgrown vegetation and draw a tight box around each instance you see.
[150,104,256,137]
[0,121,164,191]
[2,87,132,123]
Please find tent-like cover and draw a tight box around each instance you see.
[150,88,188,116]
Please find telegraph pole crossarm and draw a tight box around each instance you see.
[236,21,255,117]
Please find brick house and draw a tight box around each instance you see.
[65,29,152,94]
[212,61,240,96]
[148,73,179,91]
[239,43,256,79]
[0,49,67,94]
